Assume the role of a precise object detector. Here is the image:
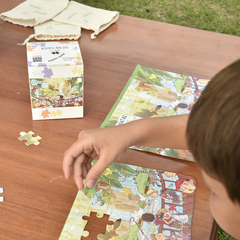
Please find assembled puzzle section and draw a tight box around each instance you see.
[100,64,210,161]
[26,41,83,120]
[59,162,196,240]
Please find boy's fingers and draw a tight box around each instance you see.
[73,153,86,190]
[85,154,112,188]
[62,140,85,179]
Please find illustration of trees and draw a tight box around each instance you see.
[134,65,174,87]
[97,170,123,189]
[108,162,137,183]
[71,77,82,94]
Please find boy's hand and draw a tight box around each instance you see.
[63,115,189,190]
[63,126,130,190]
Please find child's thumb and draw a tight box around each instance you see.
[85,156,111,188]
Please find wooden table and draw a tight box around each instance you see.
[1,1,240,239]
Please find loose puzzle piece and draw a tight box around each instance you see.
[0,188,3,202]
[42,67,53,78]
[18,131,42,146]
[82,212,115,240]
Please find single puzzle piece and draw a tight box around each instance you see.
[82,212,114,240]
[42,67,53,78]
[18,131,42,146]
[41,109,51,118]
[50,110,62,117]
[71,66,83,76]
[0,188,3,202]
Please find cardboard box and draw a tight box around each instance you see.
[26,41,83,120]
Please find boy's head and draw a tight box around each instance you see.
[187,59,240,239]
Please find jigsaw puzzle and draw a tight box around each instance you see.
[101,64,210,162]
[59,162,196,240]
[18,131,42,146]
[82,212,116,239]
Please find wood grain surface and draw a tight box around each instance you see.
[1,1,240,239]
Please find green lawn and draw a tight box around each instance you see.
[75,0,239,239]
[75,0,240,36]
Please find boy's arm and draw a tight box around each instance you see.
[127,114,188,149]
[63,114,188,190]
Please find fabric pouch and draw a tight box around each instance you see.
[21,20,81,45]
[0,0,69,27]
[53,1,119,39]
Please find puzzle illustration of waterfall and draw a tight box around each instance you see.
[59,162,196,240]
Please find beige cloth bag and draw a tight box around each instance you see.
[21,20,81,45]
[0,0,69,27]
[53,1,119,39]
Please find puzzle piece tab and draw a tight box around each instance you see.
[18,131,42,146]
[82,212,114,240]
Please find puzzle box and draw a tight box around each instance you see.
[26,41,83,120]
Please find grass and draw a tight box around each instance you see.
[75,0,240,36]
[74,0,239,239]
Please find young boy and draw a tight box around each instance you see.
[63,59,240,239]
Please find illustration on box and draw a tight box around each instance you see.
[101,65,210,161]
[30,77,83,108]
[59,162,196,240]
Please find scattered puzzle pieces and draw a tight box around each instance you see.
[18,131,42,146]
[42,67,53,78]
[50,110,62,117]
[41,109,51,118]
[0,188,3,202]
